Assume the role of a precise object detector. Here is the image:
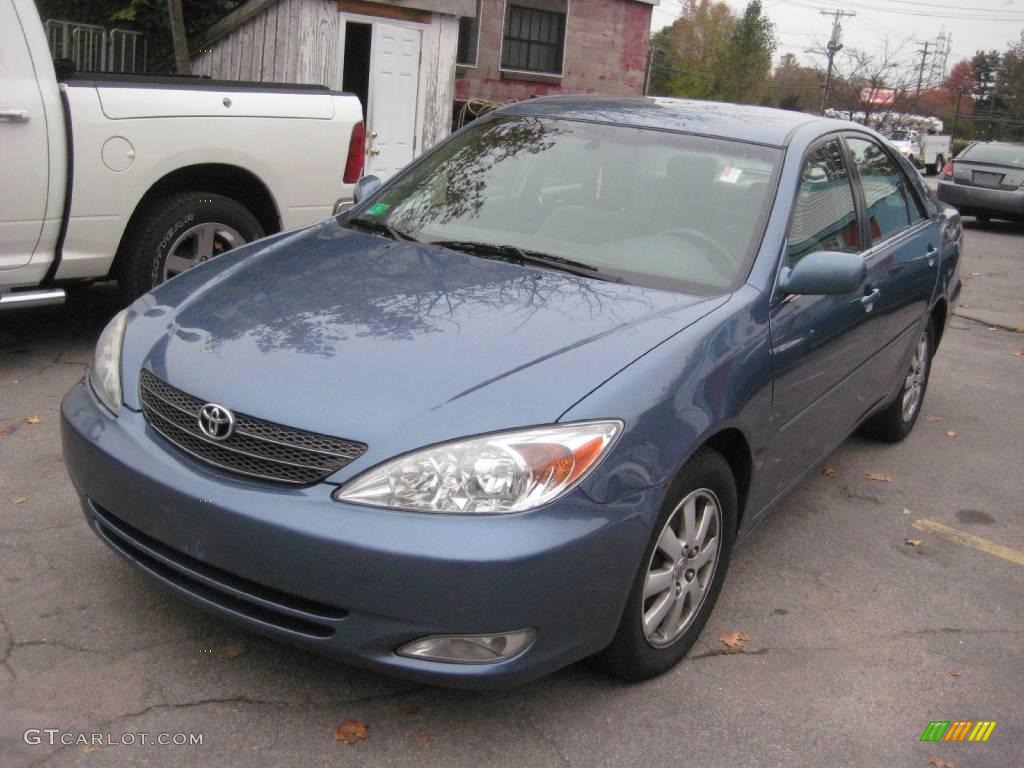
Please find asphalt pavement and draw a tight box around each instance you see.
[1,216,1022,768]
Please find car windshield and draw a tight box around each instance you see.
[352,116,781,294]
[960,142,1024,168]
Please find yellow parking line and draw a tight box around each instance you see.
[913,519,1024,567]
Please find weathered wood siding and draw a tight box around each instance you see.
[192,0,343,89]
[416,14,459,151]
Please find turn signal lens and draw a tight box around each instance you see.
[334,421,622,514]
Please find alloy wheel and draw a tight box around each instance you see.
[642,488,722,648]
[162,222,246,281]
[901,330,930,423]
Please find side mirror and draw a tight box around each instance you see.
[779,250,866,296]
[353,175,383,204]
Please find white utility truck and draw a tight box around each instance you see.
[883,129,952,176]
[1,0,365,308]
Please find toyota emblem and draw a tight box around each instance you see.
[198,403,235,441]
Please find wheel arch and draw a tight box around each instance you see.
[696,427,753,530]
[109,163,281,277]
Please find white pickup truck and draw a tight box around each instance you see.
[1,0,365,308]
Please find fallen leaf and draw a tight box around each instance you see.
[865,472,892,482]
[905,538,923,547]
[604,715,614,726]
[988,326,998,331]
[924,415,943,422]
[1017,326,1024,334]
[969,272,981,277]
[418,730,431,746]
[720,631,750,650]
[335,720,368,745]
[216,640,247,659]
[822,467,838,478]
[12,497,27,504]
[960,303,970,308]
[946,431,957,438]
[927,758,955,768]
[22,416,41,425]
[81,744,102,753]
[0,426,8,436]
[949,670,962,677]
[401,704,420,716]
[1014,347,1024,357]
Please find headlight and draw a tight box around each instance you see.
[334,420,622,514]
[88,309,128,414]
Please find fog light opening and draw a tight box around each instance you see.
[396,629,536,664]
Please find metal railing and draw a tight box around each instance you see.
[44,19,147,74]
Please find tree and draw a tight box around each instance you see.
[648,0,776,104]
[769,52,822,112]
[826,39,918,127]
[713,0,776,103]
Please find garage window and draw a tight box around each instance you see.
[501,5,566,75]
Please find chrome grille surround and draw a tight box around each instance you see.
[138,369,366,485]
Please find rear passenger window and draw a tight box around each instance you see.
[787,140,861,266]
[845,136,924,242]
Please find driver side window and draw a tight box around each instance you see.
[787,139,861,267]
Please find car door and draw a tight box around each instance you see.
[766,137,878,494]
[0,0,50,270]
[843,134,939,400]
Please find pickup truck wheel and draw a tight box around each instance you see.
[596,448,737,682]
[861,318,934,443]
[116,192,263,302]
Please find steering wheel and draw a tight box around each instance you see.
[665,228,734,283]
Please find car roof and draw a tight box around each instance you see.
[495,95,848,148]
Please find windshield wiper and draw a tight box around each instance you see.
[430,240,619,282]
[347,217,417,242]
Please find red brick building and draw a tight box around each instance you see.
[454,0,656,105]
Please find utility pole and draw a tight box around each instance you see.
[819,9,855,115]
[914,40,931,103]
[952,86,963,141]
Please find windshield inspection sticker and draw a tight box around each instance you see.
[719,166,742,184]
[365,202,390,216]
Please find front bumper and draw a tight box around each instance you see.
[937,181,1024,220]
[60,379,660,688]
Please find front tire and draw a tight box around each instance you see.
[861,318,934,443]
[116,192,264,303]
[597,448,738,682]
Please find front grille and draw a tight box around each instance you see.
[138,369,366,485]
[89,500,346,638]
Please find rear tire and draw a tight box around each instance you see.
[115,192,263,303]
[861,318,934,443]
[596,448,737,682]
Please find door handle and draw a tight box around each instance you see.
[368,147,380,156]
[925,245,936,267]
[0,108,30,122]
[860,288,880,311]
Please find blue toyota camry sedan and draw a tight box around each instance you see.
[61,97,962,688]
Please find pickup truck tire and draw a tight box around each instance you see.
[116,192,264,302]
[861,318,934,443]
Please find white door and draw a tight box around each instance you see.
[0,1,50,270]
[366,23,421,180]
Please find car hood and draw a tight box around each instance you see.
[124,219,727,479]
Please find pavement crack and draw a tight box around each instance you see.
[952,312,1022,333]
[0,609,15,680]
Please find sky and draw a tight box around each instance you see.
[651,0,1024,79]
